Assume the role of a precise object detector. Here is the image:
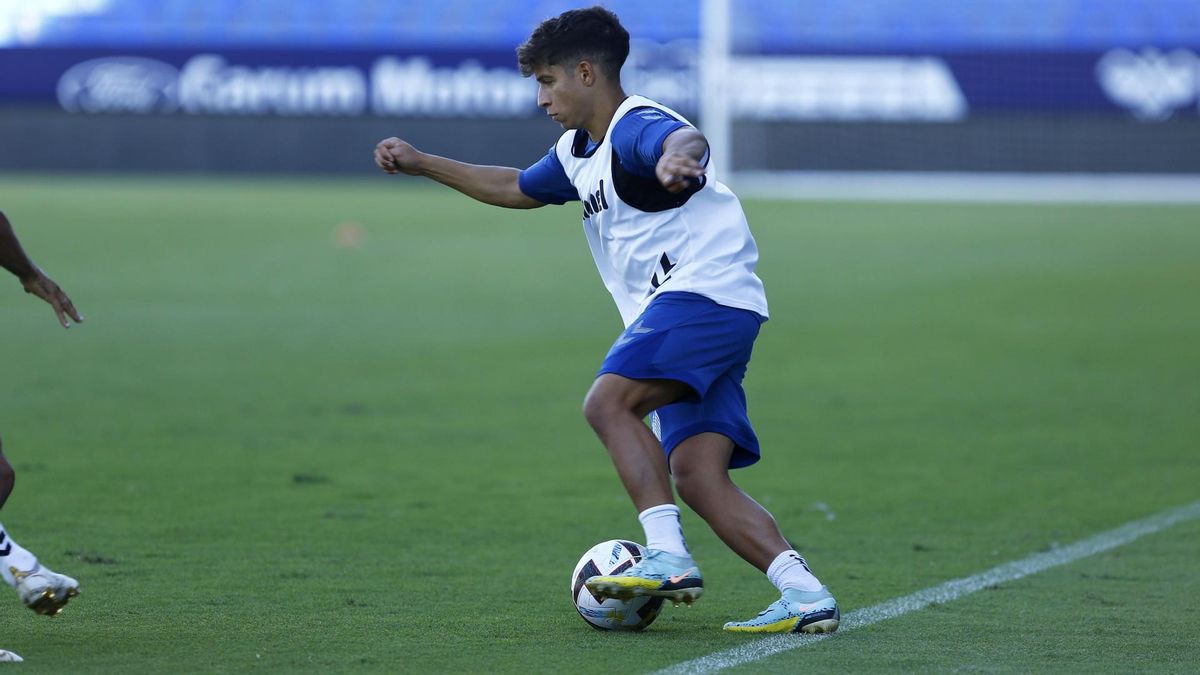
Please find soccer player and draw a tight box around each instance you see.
[0,209,83,661]
[373,6,838,634]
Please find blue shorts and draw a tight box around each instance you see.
[597,292,765,469]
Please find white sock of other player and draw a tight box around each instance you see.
[767,549,823,593]
[0,524,38,587]
[638,504,690,558]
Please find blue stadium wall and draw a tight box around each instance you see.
[3,107,1198,175]
[2,0,1199,174]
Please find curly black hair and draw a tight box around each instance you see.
[516,6,630,80]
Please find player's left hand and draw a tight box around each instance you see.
[21,271,82,328]
[656,152,706,194]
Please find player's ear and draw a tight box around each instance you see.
[577,60,596,86]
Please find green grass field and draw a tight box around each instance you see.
[1,175,1197,673]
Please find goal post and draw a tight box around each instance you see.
[698,0,732,182]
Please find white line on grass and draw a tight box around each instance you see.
[654,500,1200,675]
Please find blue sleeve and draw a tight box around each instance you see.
[610,108,688,179]
[518,147,579,205]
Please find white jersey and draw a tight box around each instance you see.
[551,95,769,327]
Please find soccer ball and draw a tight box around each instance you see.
[570,539,664,631]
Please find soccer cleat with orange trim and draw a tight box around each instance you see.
[585,549,704,606]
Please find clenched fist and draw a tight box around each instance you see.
[374,137,424,175]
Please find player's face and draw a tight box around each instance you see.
[534,64,588,129]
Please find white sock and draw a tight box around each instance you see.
[638,504,690,557]
[0,523,38,587]
[767,549,823,593]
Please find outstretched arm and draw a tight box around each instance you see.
[0,210,83,328]
[0,211,38,281]
[655,127,710,194]
[375,137,544,209]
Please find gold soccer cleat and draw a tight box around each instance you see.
[12,565,81,616]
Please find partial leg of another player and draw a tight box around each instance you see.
[670,432,839,634]
[0,442,80,617]
[4,550,81,616]
[581,374,705,606]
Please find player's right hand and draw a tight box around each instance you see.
[374,137,423,176]
[656,151,706,194]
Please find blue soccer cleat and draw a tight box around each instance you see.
[723,586,840,634]
[585,549,704,606]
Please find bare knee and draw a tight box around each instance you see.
[674,470,703,508]
[582,386,622,432]
[581,375,639,432]
[582,375,691,432]
[672,462,727,512]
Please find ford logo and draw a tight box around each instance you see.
[57,57,179,114]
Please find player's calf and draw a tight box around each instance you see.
[0,441,14,508]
